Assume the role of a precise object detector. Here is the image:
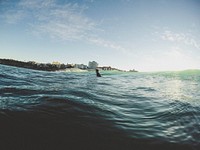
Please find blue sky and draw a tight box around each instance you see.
[0,0,200,71]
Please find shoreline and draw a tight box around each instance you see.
[0,58,138,73]
[61,68,88,72]
[0,58,77,72]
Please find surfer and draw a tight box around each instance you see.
[96,69,101,77]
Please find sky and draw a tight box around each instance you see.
[0,0,200,72]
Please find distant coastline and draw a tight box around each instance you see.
[0,58,138,72]
[0,58,72,71]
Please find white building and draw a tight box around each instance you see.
[74,64,88,69]
[88,61,98,69]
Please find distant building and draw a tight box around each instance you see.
[66,64,74,68]
[75,64,88,69]
[52,61,61,65]
[98,66,112,71]
[88,61,98,69]
[52,61,61,68]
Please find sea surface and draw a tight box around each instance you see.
[0,64,200,150]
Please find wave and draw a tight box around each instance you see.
[0,65,200,149]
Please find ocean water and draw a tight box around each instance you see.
[0,64,200,150]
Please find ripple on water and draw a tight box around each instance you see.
[0,65,200,149]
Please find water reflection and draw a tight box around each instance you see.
[1,65,200,148]
[160,78,199,106]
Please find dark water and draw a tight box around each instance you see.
[0,64,200,150]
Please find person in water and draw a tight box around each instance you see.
[96,69,101,77]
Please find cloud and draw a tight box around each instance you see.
[17,0,94,41]
[161,30,200,49]
[0,0,128,53]
[0,3,25,24]
[87,37,128,53]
